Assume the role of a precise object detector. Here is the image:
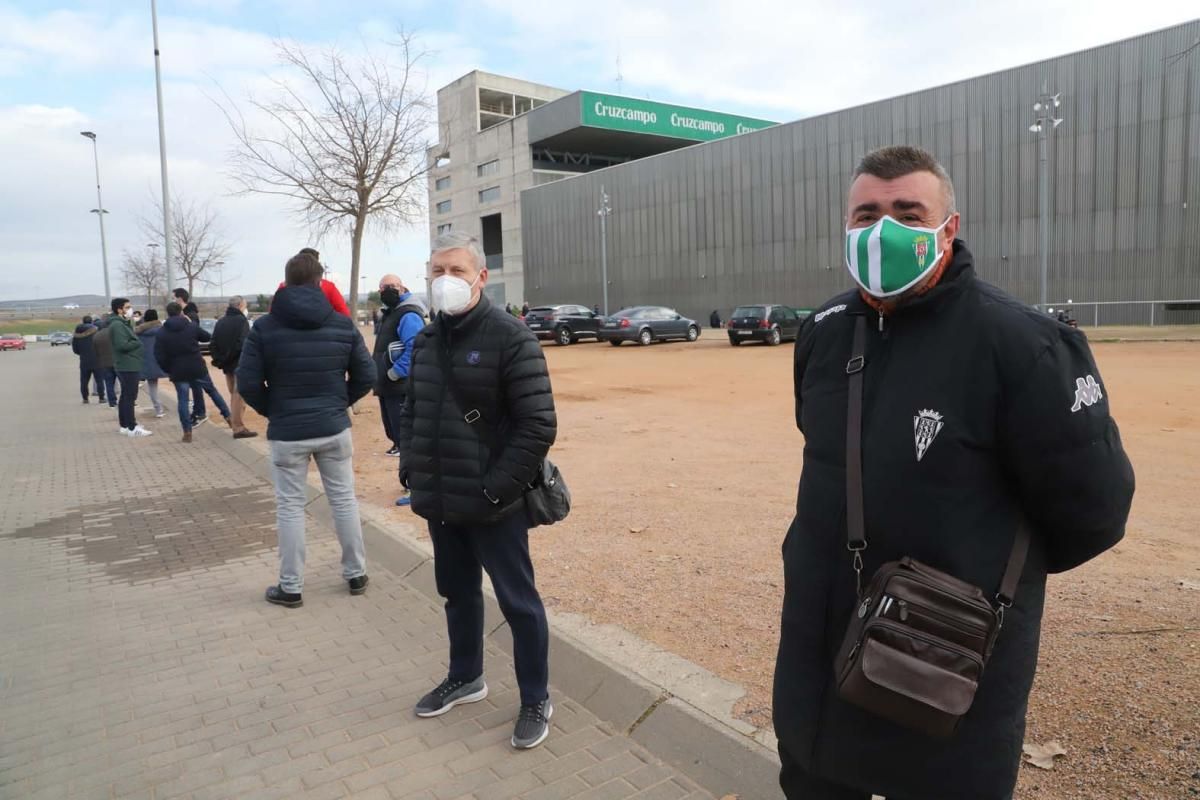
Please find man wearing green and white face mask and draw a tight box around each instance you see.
[772,146,1134,800]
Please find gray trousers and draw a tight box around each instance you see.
[269,428,366,593]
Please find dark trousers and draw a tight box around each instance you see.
[79,366,100,402]
[429,512,549,706]
[380,394,406,449]
[101,368,118,407]
[117,371,140,430]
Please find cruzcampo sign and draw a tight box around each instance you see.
[580,91,776,142]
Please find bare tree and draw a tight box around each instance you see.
[120,248,166,309]
[141,195,232,299]
[217,34,433,312]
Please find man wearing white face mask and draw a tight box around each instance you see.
[772,146,1134,799]
[396,232,558,750]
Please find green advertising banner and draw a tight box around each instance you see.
[580,92,776,142]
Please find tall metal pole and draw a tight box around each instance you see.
[598,186,611,316]
[80,132,111,298]
[151,0,174,293]
[1037,123,1049,310]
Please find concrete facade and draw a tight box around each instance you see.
[520,21,1200,326]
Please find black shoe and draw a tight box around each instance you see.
[193,415,209,427]
[265,585,302,608]
[385,445,400,457]
[414,676,488,718]
[512,698,554,749]
[348,575,369,595]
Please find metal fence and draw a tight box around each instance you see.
[1036,299,1200,327]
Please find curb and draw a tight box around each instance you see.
[193,410,784,800]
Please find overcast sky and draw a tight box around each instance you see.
[2,1,1197,303]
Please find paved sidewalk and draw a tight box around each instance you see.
[0,346,713,800]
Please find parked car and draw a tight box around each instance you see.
[0,334,27,351]
[727,304,807,346]
[598,307,701,346]
[49,331,72,346]
[525,304,603,346]
[198,318,217,356]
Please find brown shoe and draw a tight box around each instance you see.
[181,431,193,443]
[233,429,259,439]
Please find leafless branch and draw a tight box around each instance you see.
[119,248,167,308]
[140,195,232,298]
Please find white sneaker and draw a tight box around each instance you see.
[131,425,154,437]
[118,427,131,436]
[155,411,165,419]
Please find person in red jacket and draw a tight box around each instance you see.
[275,248,351,317]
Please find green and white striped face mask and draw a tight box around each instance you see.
[844,215,950,298]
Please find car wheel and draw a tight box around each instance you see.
[555,327,572,346]
[767,327,782,346]
[686,325,699,342]
[638,328,654,346]
[609,339,623,347]
[729,337,742,346]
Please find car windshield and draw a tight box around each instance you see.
[1,334,20,340]
[200,320,216,331]
[732,306,766,319]
[613,308,642,318]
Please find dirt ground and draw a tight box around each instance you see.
[236,329,1199,799]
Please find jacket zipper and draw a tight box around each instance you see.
[891,572,996,622]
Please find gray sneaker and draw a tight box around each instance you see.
[512,698,554,749]
[415,676,488,718]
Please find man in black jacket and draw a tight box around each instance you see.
[71,316,101,403]
[397,232,557,750]
[772,146,1135,800]
[237,252,375,609]
[93,315,118,408]
[156,303,232,442]
[373,273,425,503]
[210,296,256,439]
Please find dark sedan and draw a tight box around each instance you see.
[525,304,603,346]
[598,306,701,346]
[727,304,807,346]
[198,318,216,356]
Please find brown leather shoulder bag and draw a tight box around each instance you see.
[833,315,1029,738]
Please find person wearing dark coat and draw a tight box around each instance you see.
[135,310,167,418]
[237,252,375,609]
[210,297,256,439]
[108,298,149,436]
[396,232,557,751]
[92,315,118,408]
[71,316,101,403]
[373,273,426,504]
[772,146,1135,800]
[709,309,722,328]
[156,302,231,441]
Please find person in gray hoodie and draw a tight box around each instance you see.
[136,309,168,418]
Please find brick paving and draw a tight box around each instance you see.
[0,345,712,800]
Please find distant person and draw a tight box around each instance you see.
[172,288,200,324]
[135,309,167,418]
[373,274,425,505]
[71,315,101,404]
[92,314,118,409]
[709,310,722,328]
[397,232,557,750]
[210,296,257,439]
[273,247,351,317]
[108,297,151,437]
[772,145,1134,800]
[521,302,530,317]
[238,251,375,608]
[156,302,232,442]
[132,309,143,325]
[371,307,381,335]
[592,304,600,316]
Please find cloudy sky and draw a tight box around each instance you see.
[2,1,1197,303]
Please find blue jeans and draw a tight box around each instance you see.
[174,376,230,432]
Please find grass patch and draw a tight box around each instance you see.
[0,319,78,336]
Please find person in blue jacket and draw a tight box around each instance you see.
[372,274,426,506]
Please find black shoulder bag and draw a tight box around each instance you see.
[433,342,570,528]
[833,315,1030,738]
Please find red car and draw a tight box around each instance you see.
[0,334,27,351]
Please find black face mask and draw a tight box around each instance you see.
[380,287,401,308]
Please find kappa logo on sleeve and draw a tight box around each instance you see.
[814,304,847,323]
[1070,375,1104,412]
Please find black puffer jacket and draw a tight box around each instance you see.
[397,296,557,525]
[155,315,211,383]
[236,285,374,442]
[772,241,1135,800]
[209,307,250,372]
[72,324,98,369]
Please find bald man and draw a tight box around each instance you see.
[373,274,427,505]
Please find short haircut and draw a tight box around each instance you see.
[143,308,159,322]
[285,253,324,286]
[228,295,244,308]
[166,302,183,317]
[82,315,93,324]
[431,231,486,272]
[298,247,320,259]
[111,297,129,314]
[853,145,957,216]
[172,287,189,302]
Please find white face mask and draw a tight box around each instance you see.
[431,273,481,316]
[123,308,134,319]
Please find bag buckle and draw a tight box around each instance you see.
[464,409,481,424]
[848,541,867,597]
[845,356,865,375]
[994,593,1013,629]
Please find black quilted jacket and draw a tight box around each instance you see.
[397,296,557,525]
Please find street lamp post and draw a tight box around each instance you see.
[80,131,111,298]
[597,186,612,316]
[1029,83,1064,311]
[150,0,175,294]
